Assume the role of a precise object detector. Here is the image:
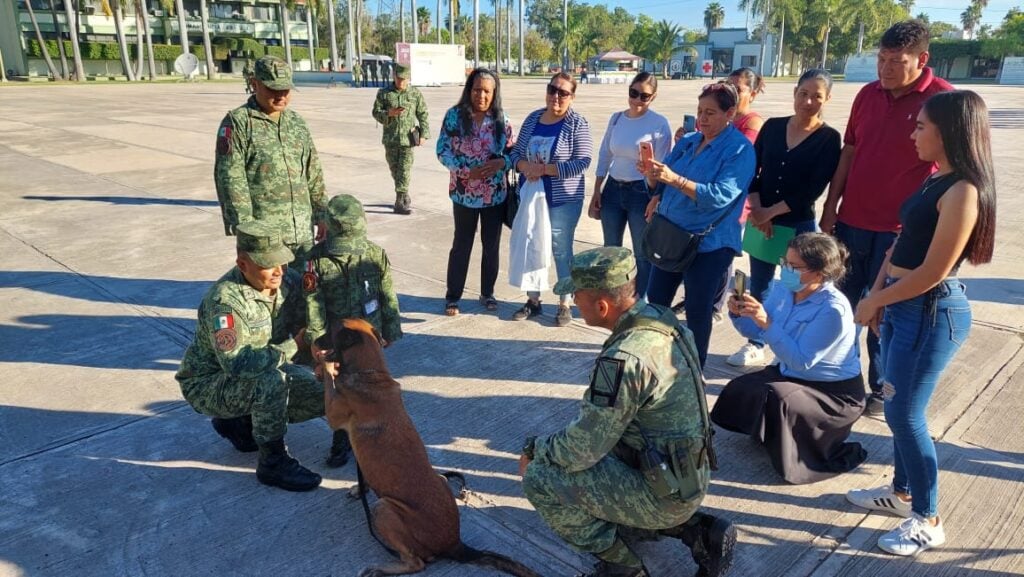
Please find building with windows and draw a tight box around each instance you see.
[0,0,316,77]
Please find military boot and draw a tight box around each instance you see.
[256,438,322,492]
[393,194,412,215]
[325,429,353,468]
[660,512,736,577]
[211,416,258,452]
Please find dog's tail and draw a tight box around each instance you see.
[446,544,544,577]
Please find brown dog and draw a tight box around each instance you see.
[322,319,543,577]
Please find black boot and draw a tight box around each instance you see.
[325,429,352,468]
[660,512,736,577]
[211,416,257,452]
[576,561,646,577]
[256,438,322,492]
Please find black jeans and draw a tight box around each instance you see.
[445,201,504,303]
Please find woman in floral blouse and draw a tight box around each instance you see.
[436,68,515,316]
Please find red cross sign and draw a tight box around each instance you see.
[702,60,713,74]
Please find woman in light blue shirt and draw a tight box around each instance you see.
[711,233,867,484]
[642,82,756,368]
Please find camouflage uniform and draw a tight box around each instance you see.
[522,247,716,572]
[175,223,324,446]
[305,194,403,346]
[371,64,429,213]
[214,55,327,266]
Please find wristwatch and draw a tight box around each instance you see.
[522,436,537,460]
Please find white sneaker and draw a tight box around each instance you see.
[877,514,945,556]
[726,343,766,367]
[846,484,913,518]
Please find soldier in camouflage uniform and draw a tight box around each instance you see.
[371,64,430,215]
[214,55,327,268]
[519,247,737,577]
[303,194,403,467]
[242,59,254,94]
[175,222,328,492]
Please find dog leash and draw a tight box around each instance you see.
[356,464,400,558]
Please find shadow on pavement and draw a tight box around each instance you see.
[22,195,219,207]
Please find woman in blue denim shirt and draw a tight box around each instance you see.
[846,91,997,557]
[642,82,756,367]
[712,233,867,484]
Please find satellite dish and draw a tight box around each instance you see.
[174,53,199,78]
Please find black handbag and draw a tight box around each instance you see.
[642,194,743,273]
[501,165,519,229]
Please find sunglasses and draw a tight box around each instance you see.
[628,88,654,102]
[546,84,573,99]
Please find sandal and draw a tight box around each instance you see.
[479,295,498,311]
[444,301,460,316]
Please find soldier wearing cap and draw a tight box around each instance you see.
[214,54,327,268]
[519,247,736,577]
[372,63,430,214]
[175,222,329,492]
[303,194,403,466]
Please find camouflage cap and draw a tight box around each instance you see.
[324,194,368,252]
[553,247,636,295]
[235,222,294,268]
[394,64,411,79]
[253,55,294,90]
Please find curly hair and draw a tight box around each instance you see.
[880,20,930,55]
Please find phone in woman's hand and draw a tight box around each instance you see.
[638,141,655,173]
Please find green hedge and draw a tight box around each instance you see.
[28,39,321,63]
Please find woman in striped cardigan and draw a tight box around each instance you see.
[508,72,593,326]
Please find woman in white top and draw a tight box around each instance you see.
[588,72,672,297]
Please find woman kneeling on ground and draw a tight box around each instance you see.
[711,232,867,484]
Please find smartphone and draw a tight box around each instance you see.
[638,141,654,172]
[733,270,748,298]
[683,114,696,133]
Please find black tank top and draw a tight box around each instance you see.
[890,172,961,270]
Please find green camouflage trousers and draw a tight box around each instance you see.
[523,454,702,561]
[180,363,324,444]
[384,145,414,196]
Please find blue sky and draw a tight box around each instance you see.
[448,0,1018,29]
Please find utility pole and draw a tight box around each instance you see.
[400,0,405,43]
[518,0,524,76]
[437,0,441,43]
[412,0,418,43]
[473,0,479,67]
[562,0,568,71]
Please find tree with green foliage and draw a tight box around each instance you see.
[704,2,725,32]
[651,20,682,78]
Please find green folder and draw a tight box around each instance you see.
[742,221,797,263]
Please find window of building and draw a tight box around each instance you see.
[250,5,274,20]
[741,55,757,67]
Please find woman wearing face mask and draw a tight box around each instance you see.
[589,71,672,298]
[711,233,867,484]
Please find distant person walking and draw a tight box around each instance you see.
[372,64,430,214]
[846,90,996,558]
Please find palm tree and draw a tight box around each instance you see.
[739,0,772,74]
[281,0,296,67]
[24,0,62,79]
[417,6,431,36]
[651,19,681,78]
[136,0,157,79]
[46,0,70,79]
[326,0,338,70]
[107,0,137,80]
[811,0,854,68]
[961,0,987,39]
[174,0,189,56]
[704,2,725,32]
[199,0,215,78]
[64,0,85,79]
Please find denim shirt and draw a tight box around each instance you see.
[656,124,755,254]
[731,281,861,381]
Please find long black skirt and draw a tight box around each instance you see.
[710,365,867,484]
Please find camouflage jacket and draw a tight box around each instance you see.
[371,84,430,148]
[175,267,306,386]
[214,97,327,246]
[304,239,402,346]
[535,302,711,474]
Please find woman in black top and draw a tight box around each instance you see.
[728,69,842,367]
[846,90,996,557]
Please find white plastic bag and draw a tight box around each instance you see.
[507,178,552,292]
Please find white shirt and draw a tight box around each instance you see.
[595,109,672,182]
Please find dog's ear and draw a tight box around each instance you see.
[334,327,364,351]
[371,326,385,347]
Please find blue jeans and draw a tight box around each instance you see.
[746,219,818,348]
[600,178,651,297]
[835,222,898,393]
[880,279,971,518]
[528,200,583,305]
[646,247,734,369]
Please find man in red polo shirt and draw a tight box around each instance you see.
[820,20,953,417]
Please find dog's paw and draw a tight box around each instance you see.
[357,568,385,577]
[347,485,364,500]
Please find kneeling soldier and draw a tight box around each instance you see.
[519,247,736,576]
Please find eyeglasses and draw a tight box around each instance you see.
[779,258,809,272]
[628,88,654,102]
[546,84,573,99]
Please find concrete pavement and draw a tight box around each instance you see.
[1,77,1022,577]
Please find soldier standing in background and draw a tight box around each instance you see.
[214,55,327,269]
[372,64,430,215]
[519,247,736,577]
[175,222,330,493]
